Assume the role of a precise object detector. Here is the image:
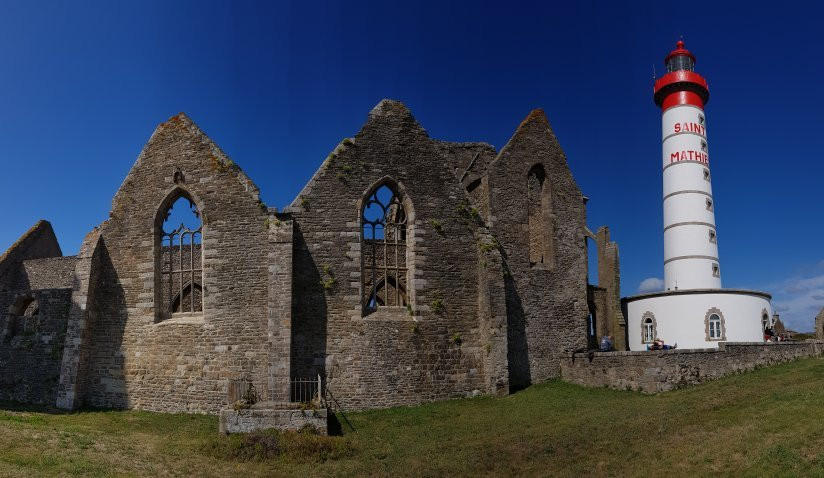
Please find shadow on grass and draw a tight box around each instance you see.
[0,399,136,416]
[0,400,67,415]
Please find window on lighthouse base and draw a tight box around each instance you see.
[705,308,726,341]
[643,318,655,343]
[708,315,722,339]
[640,312,657,345]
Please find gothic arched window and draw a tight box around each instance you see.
[157,191,203,320]
[362,183,409,312]
[527,164,554,268]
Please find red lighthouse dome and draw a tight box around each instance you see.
[653,40,709,109]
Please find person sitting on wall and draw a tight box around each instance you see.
[764,326,775,342]
[599,335,614,352]
[649,338,677,350]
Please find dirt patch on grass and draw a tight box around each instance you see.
[203,427,356,463]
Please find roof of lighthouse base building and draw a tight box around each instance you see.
[622,288,772,303]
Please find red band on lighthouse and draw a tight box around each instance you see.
[661,90,705,110]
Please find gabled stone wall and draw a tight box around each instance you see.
[0,220,71,404]
[485,110,589,389]
[69,114,276,413]
[0,221,62,292]
[2,102,598,414]
[286,101,505,409]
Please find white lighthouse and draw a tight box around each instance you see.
[656,41,720,290]
[622,41,773,350]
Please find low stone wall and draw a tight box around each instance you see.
[219,404,328,435]
[561,341,824,393]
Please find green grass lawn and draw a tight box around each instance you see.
[2,356,824,477]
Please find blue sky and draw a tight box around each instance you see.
[1,1,822,330]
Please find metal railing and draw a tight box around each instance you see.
[290,374,322,404]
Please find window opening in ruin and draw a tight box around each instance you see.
[708,313,722,339]
[528,164,553,268]
[4,296,38,338]
[465,178,482,193]
[159,194,203,315]
[362,184,408,311]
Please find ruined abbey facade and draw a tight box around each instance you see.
[0,100,623,413]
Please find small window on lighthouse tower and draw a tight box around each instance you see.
[706,198,713,211]
[703,169,711,181]
[700,140,707,152]
[708,229,717,244]
[712,263,720,277]
[698,114,705,125]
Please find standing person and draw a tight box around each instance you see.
[599,335,614,352]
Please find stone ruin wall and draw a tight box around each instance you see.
[0,223,75,404]
[65,114,274,413]
[1,101,593,413]
[287,101,512,409]
[485,110,590,389]
[0,288,72,404]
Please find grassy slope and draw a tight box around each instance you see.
[1,357,823,477]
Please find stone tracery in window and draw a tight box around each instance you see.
[158,192,203,318]
[362,184,408,312]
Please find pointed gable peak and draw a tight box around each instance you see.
[517,108,550,132]
[363,99,427,137]
[369,99,414,119]
[158,112,195,131]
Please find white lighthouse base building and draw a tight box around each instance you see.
[624,290,772,351]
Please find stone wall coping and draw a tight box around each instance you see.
[568,340,823,358]
[622,288,772,302]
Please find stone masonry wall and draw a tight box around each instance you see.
[17,257,79,290]
[76,114,274,413]
[286,100,502,409]
[0,288,72,404]
[486,109,589,389]
[0,220,72,404]
[561,341,824,393]
[593,226,625,350]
